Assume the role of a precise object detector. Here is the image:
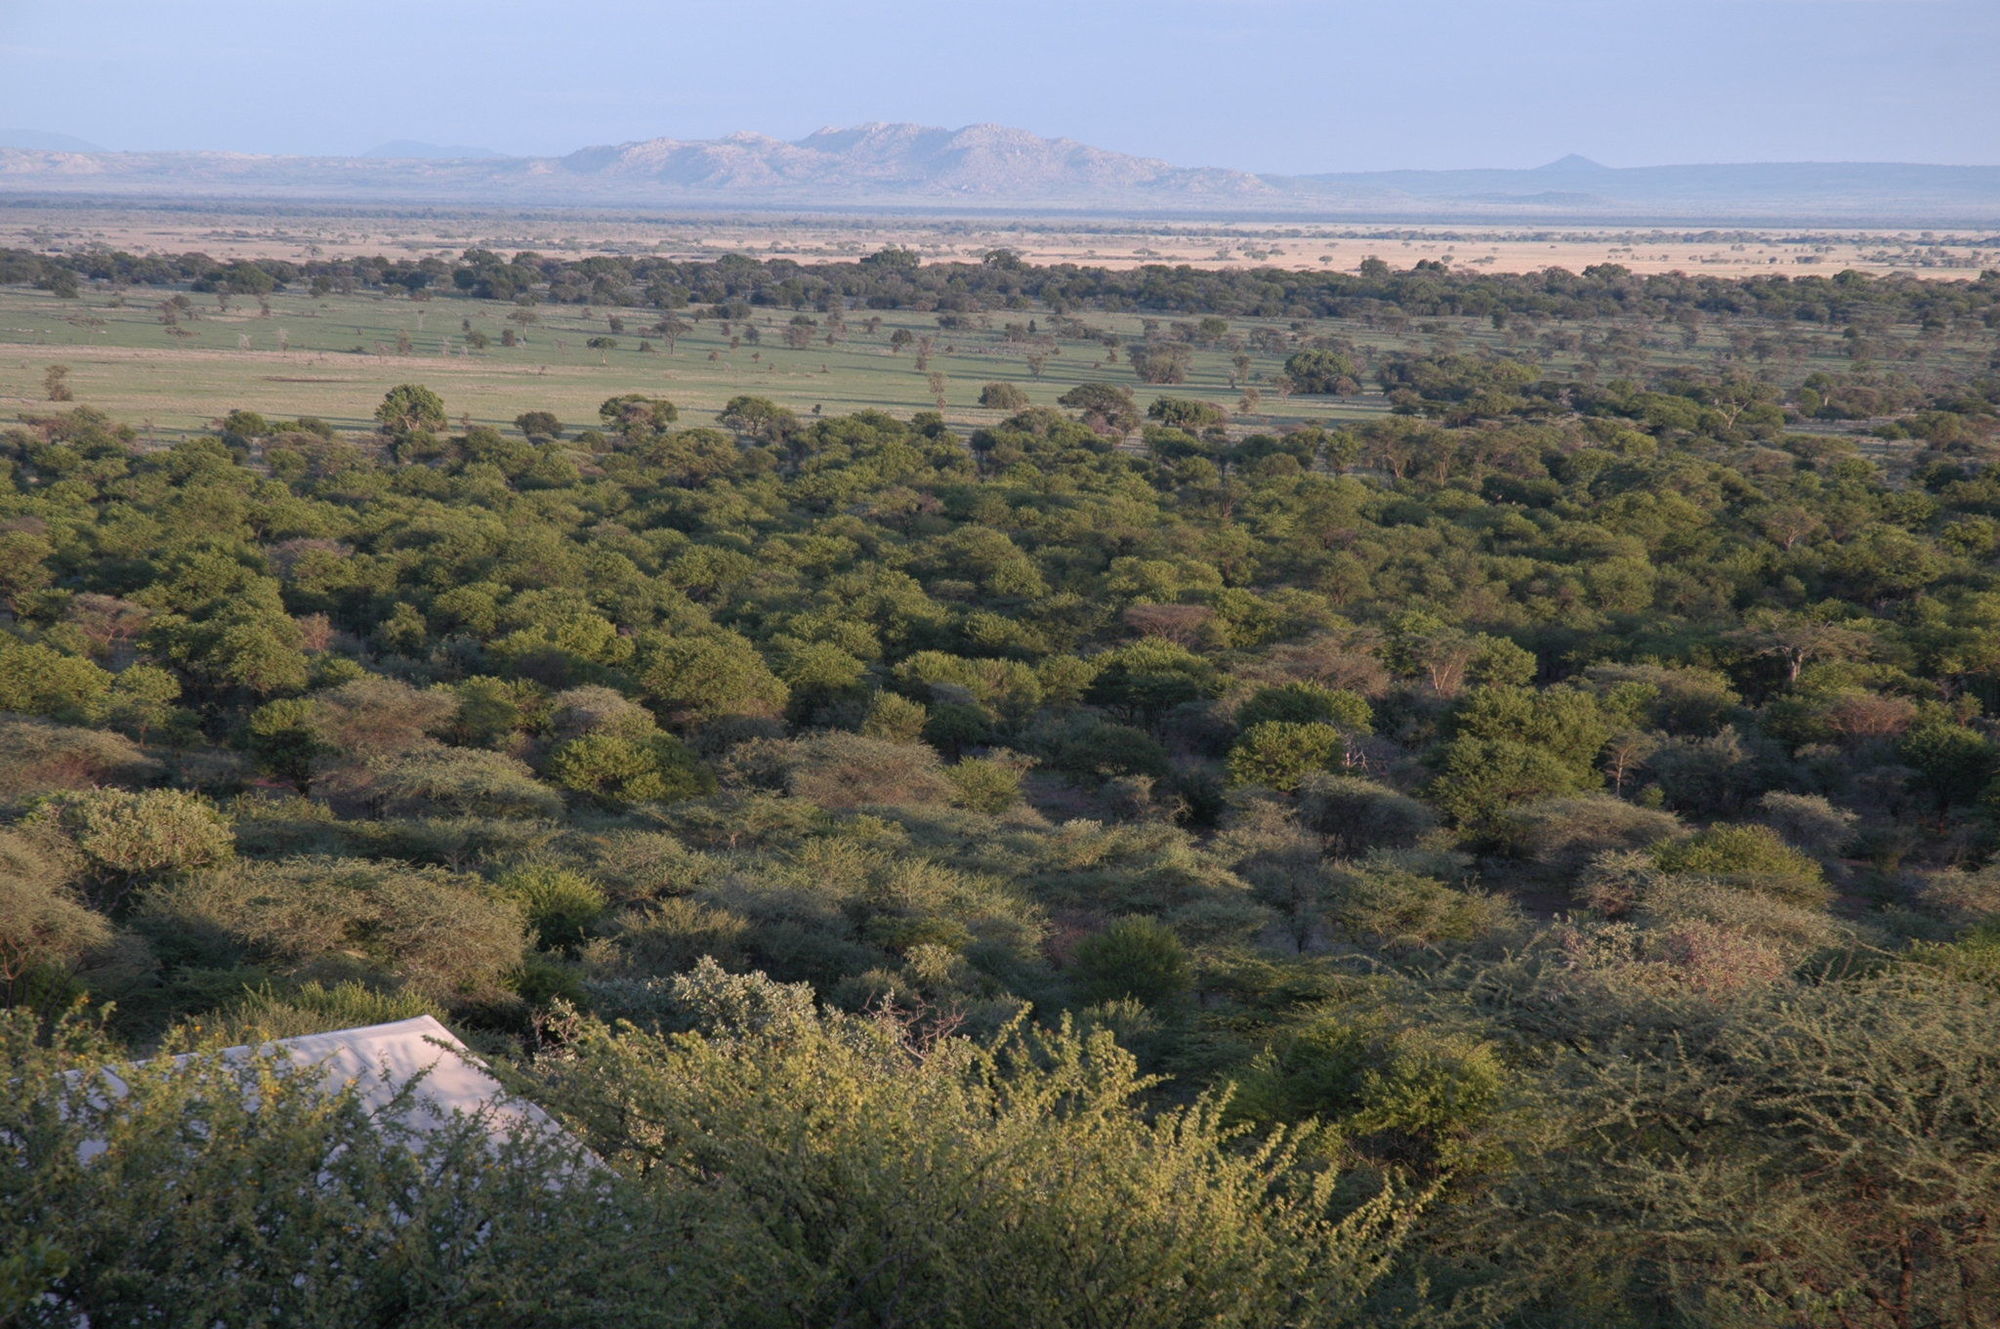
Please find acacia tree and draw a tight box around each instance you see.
[1731,610,1873,684]
[1057,383,1140,436]
[1283,349,1361,395]
[373,383,446,442]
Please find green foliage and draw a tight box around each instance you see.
[25,789,234,899]
[945,753,1028,813]
[1070,916,1193,1007]
[373,381,446,436]
[1283,348,1361,395]
[1044,717,1172,781]
[1233,1013,1508,1174]
[1903,722,2000,809]
[1430,736,1599,829]
[1327,860,1515,948]
[1085,638,1219,723]
[0,829,109,995]
[639,633,789,728]
[0,717,156,803]
[1237,682,1373,734]
[246,697,324,791]
[0,638,113,723]
[136,857,527,1005]
[1650,823,1831,908]
[978,381,1030,411]
[366,747,565,820]
[1228,721,1348,791]
[303,675,454,757]
[218,979,433,1041]
[1147,396,1227,430]
[859,690,928,742]
[1,1008,675,1328]
[542,998,1413,1328]
[498,863,609,951]
[548,731,712,807]
[12,247,2000,1322]
[1056,381,1141,434]
[735,732,957,809]
[1496,794,1683,875]
[1433,972,2000,1329]
[1298,775,1440,857]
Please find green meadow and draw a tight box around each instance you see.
[0,283,1397,440]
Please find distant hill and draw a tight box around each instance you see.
[0,128,106,152]
[362,140,506,160]
[1,122,1996,224]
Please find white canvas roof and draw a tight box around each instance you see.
[72,1015,575,1161]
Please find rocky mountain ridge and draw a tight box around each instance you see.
[2,122,1996,223]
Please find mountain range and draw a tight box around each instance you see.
[1,122,1996,224]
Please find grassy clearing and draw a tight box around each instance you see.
[0,285,1388,439]
[0,277,1980,445]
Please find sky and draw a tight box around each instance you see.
[1,0,1995,172]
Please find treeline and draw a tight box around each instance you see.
[4,266,2000,1323]
[6,240,2000,326]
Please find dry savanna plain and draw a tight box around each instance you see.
[3,203,1994,439]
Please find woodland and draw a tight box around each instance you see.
[4,247,2000,1327]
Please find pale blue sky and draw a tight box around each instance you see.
[2,0,1993,171]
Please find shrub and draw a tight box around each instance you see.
[498,864,609,951]
[1283,349,1360,395]
[2,1008,663,1327]
[367,747,564,820]
[590,897,752,978]
[639,633,789,728]
[758,733,955,809]
[25,789,234,901]
[946,754,1028,813]
[1227,722,1346,792]
[1232,1015,1507,1174]
[1651,824,1831,908]
[216,979,432,1042]
[1576,849,1674,916]
[0,638,113,722]
[860,691,929,743]
[921,701,991,756]
[538,995,1416,1328]
[0,829,110,995]
[547,684,658,741]
[1429,737,1598,829]
[1045,719,1172,782]
[1636,874,1845,962]
[1496,794,1683,875]
[1070,917,1192,1008]
[136,857,526,1004]
[1914,867,2000,923]
[978,382,1030,411]
[1236,683,1373,733]
[305,676,455,757]
[1328,861,1515,948]
[547,732,712,807]
[0,716,156,802]
[1755,791,1858,861]
[1296,774,1438,856]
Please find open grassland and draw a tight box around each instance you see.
[0,282,1393,437]
[2,271,1988,442]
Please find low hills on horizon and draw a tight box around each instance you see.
[2,121,1997,224]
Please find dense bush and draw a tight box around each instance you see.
[6,248,2000,1324]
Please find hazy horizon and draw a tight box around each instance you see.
[3,0,1996,174]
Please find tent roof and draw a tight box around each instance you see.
[74,1015,575,1161]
